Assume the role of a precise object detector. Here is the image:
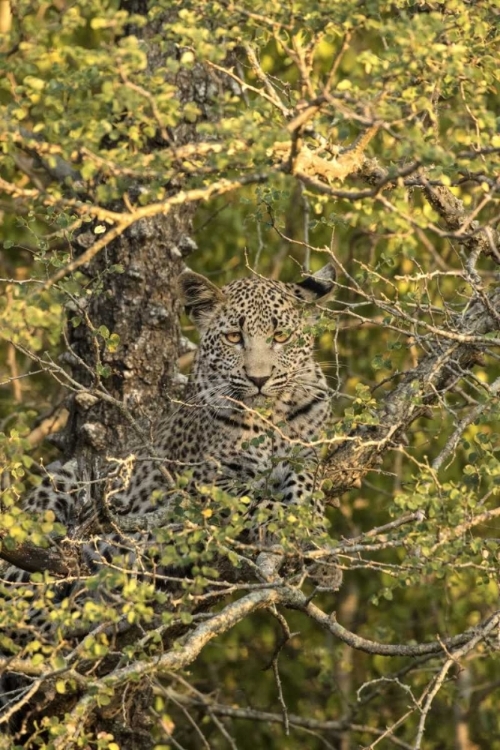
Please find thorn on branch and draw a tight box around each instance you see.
[262,607,294,671]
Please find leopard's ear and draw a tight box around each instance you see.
[293,264,337,302]
[178,271,226,329]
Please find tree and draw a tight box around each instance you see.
[1,1,499,748]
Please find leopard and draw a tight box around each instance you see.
[0,264,338,729]
[19,263,337,539]
[2,263,339,590]
[113,265,335,515]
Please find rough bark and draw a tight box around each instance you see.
[57,2,204,460]
[65,210,194,458]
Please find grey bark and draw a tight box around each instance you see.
[65,210,194,458]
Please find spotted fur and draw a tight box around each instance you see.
[8,265,337,566]
[104,266,335,521]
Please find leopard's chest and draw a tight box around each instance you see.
[162,405,310,491]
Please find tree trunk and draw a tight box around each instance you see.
[65,210,194,458]
[59,2,204,459]
[26,7,201,745]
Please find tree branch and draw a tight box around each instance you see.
[168,693,414,749]
[325,286,500,496]
[0,535,77,577]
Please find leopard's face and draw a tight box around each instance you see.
[179,268,336,411]
[197,278,315,405]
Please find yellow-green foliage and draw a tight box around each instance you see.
[1,1,499,748]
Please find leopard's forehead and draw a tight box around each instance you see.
[217,277,299,332]
[223,276,293,300]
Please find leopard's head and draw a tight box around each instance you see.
[179,265,336,410]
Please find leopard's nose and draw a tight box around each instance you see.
[247,374,270,390]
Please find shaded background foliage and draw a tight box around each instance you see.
[1,1,500,748]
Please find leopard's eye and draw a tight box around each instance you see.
[224,331,242,344]
[273,330,291,344]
